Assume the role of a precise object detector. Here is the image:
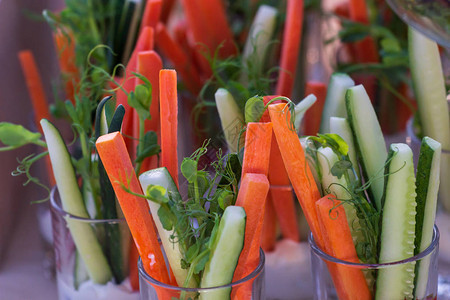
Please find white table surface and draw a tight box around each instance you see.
[0,203,57,300]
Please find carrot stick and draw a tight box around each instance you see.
[233,173,270,295]
[116,27,155,158]
[242,122,273,176]
[18,50,55,186]
[159,69,179,187]
[128,242,140,291]
[160,0,176,24]
[133,50,162,173]
[139,0,162,32]
[275,0,303,99]
[270,186,299,242]
[155,23,203,94]
[180,0,213,76]
[260,194,278,252]
[196,0,237,58]
[268,103,323,247]
[302,81,327,136]
[315,195,372,300]
[53,29,78,102]
[348,0,378,101]
[96,132,170,284]
[18,50,51,129]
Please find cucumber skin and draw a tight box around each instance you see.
[200,206,246,300]
[409,27,450,213]
[319,73,355,134]
[41,119,112,284]
[376,144,417,300]
[414,137,441,299]
[345,85,387,211]
[139,167,197,288]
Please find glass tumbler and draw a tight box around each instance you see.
[309,226,439,300]
[50,187,139,300]
[138,249,265,299]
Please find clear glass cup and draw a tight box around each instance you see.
[309,226,439,300]
[138,249,265,299]
[50,187,139,300]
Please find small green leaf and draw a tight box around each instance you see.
[244,96,265,123]
[331,160,353,179]
[216,189,234,210]
[193,250,210,274]
[135,131,160,163]
[0,123,43,149]
[181,158,198,183]
[146,185,169,204]
[186,243,200,263]
[135,84,151,108]
[157,205,174,231]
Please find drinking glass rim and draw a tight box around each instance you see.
[308,225,439,268]
[50,185,126,224]
[138,248,265,291]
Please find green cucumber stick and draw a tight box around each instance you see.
[215,88,245,153]
[41,119,112,284]
[319,73,355,134]
[409,27,450,212]
[414,137,441,299]
[241,5,277,84]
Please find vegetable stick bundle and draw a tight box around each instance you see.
[267,80,441,298]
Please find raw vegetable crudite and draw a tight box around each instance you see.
[297,80,442,299]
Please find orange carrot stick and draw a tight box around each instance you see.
[159,69,179,187]
[275,0,303,99]
[133,50,163,173]
[18,50,55,186]
[160,0,176,24]
[96,132,170,284]
[270,186,299,242]
[315,195,372,300]
[268,103,323,247]
[140,0,162,32]
[155,23,203,94]
[196,0,237,58]
[302,81,327,136]
[233,173,270,285]
[180,0,213,77]
[260,194,278,252]
[242,122,273,176]
[128,242,140,291]
[53,29,78,102]
[18,50,51,129]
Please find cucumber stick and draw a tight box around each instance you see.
[215,88,245,153]
[414,137,441,299]
[317,147,363,245]
[41,119,112,284]
[329,117,360,181]
[294,94,317,132]
[346,85,387,211]
[409,27,450,212]
[200,206,246,300]
[139,167,197,288]
[319,73,355,134]
[376,143,417,300]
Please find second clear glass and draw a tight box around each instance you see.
[138,249,265,299]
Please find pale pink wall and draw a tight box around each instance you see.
[0,0,64,263]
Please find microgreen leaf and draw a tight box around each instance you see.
[244,95,265,123]
[0,123,44,150]
[193,250,210,274]
[216,189,234,210]
[331,160,353,179]
[135,131,160,163]
[146,185,169,204]
[181,158,198,183]
[157,205,175,231]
